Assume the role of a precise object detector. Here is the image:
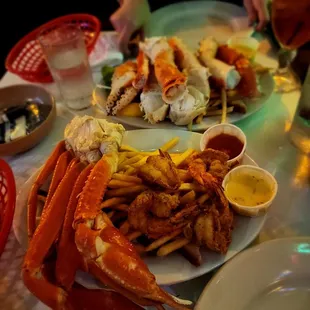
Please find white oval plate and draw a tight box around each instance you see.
[196,237,310,310]
[93,1,274,131]
[93,73,273,132]
[13,129,266,286]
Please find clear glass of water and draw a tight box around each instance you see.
[38,24,94,110]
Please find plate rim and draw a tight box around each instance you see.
[195,236,310,308]
[93,72,274,132]
[145,0,248,37]
[13,129,265,286]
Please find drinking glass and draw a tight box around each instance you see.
[288,65,310,154]
[272,48,301,93]
[38,24,94,110]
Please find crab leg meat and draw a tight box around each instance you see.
[45,150,72,207]
[216,45,258,97]
[22,162,85,309]
[27,140,66,240]
[133,50,150,90]
[56,164,94,290]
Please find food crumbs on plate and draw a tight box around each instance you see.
[225,172,273,207]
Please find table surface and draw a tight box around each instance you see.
[0,31,309,309]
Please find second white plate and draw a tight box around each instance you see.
[196,237,310,310]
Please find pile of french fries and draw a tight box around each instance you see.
[100,137,213,267]
[193,88,249,128]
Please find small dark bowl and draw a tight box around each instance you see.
[0,84,56,156]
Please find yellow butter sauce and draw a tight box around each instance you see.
[225,172,273,207]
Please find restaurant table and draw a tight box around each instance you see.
[0,34,309,310]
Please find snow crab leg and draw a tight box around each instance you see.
[56,163,94,290]
[23,162,85,309]
[27,140,66,240]
[73,152,191,309]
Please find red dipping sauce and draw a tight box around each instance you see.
[206,133,244,159]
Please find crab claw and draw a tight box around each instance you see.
[74,153,192,310]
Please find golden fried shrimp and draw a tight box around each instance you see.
[187,148,233,253]
[194,202,233,254]
[189,148,229,183]
[138,150,181,190]
[151,192,179,218]
[128,191,197,238]
[193,148,229,163]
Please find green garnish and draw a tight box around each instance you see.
[101,65,115,87]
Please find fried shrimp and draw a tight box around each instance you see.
[151,192,179,218]
[139,150,181,189]
[189,148,229,183]
[128,191,198,238]
[187,148,233,254]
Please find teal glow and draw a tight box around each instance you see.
[297,243,310,254]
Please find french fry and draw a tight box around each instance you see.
[106,185,148,198]
[197,193,210,204]
[187,120,193,132]
[145,229,183,252]
[178,169,192,182]
[120,145,139,152]
[121,152,138,158]
[124,166,136,175]
[195,114,204,124]
[119,220,130,235]
[118,152,127,165]
[138,151,179,156]
[101,197,128,208]
[179,243,202,267]
[183,223,193,240]
[102,212,113,226]
[221,88,227,124]
[159,137,180,152]
[206,106,234,116]
[111,204,129,212]
[179,183,206,192]
[173,148,194,167]
[112,173,142,184]
[157,238,190,257]
[118,155,143,171]
[127,231,143,241]
[108,179,137,189]
[180,190,196,205]
[226,89,237,98]
[210,99,221,108]
[131,156,148,168]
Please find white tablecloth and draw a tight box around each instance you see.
[1,33,309,310]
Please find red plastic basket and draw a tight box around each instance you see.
[5,14,101,83]
[0,159,16,257]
